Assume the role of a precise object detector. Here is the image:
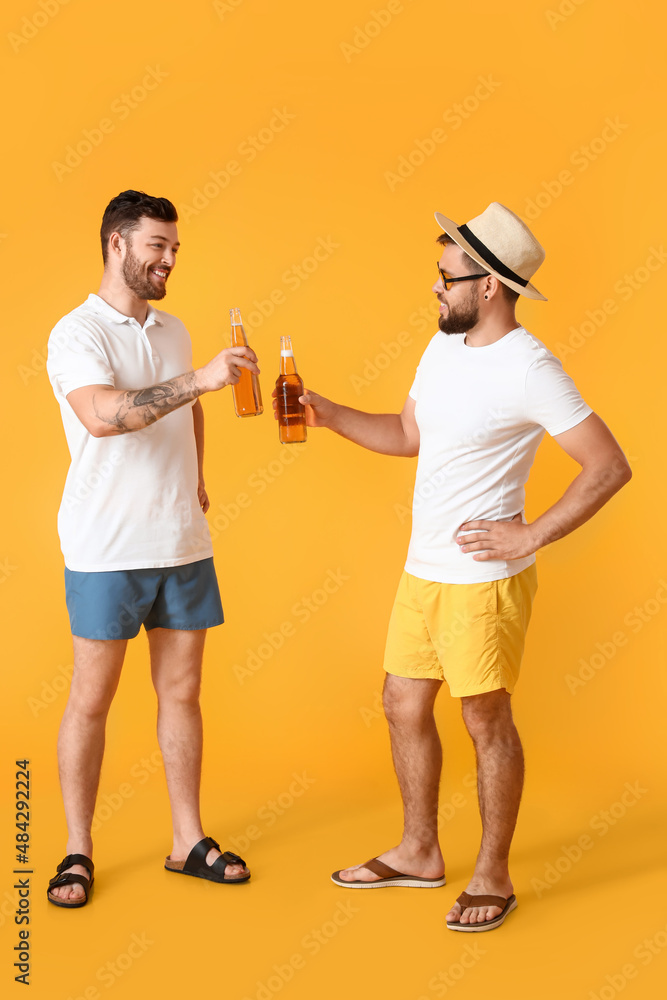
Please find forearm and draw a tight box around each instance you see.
[328,404,416,456]
[91,370,202,435]
[193,398,205,478]
[531,457,631,549]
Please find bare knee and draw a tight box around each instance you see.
[66,682,117,721]
[461,690,518,745]
[154,675,201,710]
[382,674,440,728]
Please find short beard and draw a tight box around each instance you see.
[121,242,167,301]
[437,286,480,334]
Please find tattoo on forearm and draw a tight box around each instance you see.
[93,371,199,433]
[133,384,177,406]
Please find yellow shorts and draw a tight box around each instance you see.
[382,563,538,698]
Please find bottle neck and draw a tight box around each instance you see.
[231,323,248,347]
[230,308,248,347]
[280,351,298,376]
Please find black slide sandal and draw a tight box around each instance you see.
[164,836,250,883]
[47,854,94,908]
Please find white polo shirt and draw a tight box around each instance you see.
[405,326,593,584]
[47,293,213,572]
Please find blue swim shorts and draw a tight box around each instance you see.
[64,558,224,640]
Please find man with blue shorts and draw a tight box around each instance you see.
[300,203,632,930]
[46,190,260,906]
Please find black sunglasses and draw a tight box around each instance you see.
[437,263,488,291]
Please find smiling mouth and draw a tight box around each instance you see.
[150,268,169,280]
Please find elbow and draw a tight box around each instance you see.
[585,454,632,493]
[607,457,632,492]
[87,420,119,438]
[615,454,633,486]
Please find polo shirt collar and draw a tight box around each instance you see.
[86,293,164,329]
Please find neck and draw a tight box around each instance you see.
[97,272,150,325]
[464,309,519,348]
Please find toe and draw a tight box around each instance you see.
[225,863,248,879]
[446,902,462,923]
[49,866,87,902]
[203,846,248,879]
[338,866,375,882]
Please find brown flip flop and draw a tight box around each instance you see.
[446,891,517,931]
[331,857,446,888]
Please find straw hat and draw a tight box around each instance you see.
[435,202,547,301]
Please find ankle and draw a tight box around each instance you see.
[470,864,511,886]
[65,839,93,858]
[399,839,442,858]
[171,830,206,853]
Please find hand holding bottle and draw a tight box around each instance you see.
[296,390,338,428]
[198,346,260,392]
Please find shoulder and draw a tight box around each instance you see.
[418,332,453,360]
[150,306,186,329]
[511,327,564,371]
[150,307,190,339]
[49,297,106,348]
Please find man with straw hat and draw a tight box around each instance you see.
[298,202,632,931]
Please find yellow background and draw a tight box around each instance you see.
[1,0,666,997]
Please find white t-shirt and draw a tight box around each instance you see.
[406,326,593,584]
[47,293,213,572]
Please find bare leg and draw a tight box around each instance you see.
[50,637,127,902]
[148,628,248,879]
[446,689,523,926]
[338,673,445,882]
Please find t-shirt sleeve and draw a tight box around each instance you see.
[408,364,420,401]
[524,352,593,436]
[408,341,432,400]
[47,320,115,399]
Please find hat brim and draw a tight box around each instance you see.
[434,212,547,301]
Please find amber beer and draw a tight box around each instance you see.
[275,336,306,444]
[230,308,263,417]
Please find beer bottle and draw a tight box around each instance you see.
[230,308,263,417]
[275,336,307,444]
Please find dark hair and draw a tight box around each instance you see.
[100,190,178,264]
[436,232,520,305]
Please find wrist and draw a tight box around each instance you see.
[327,401,346,432]
[193,368,209,396]
[527,519,548,552]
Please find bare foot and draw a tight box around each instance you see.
[337,844,444,883]
[168,839,249,880]
[446,875,514,926]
